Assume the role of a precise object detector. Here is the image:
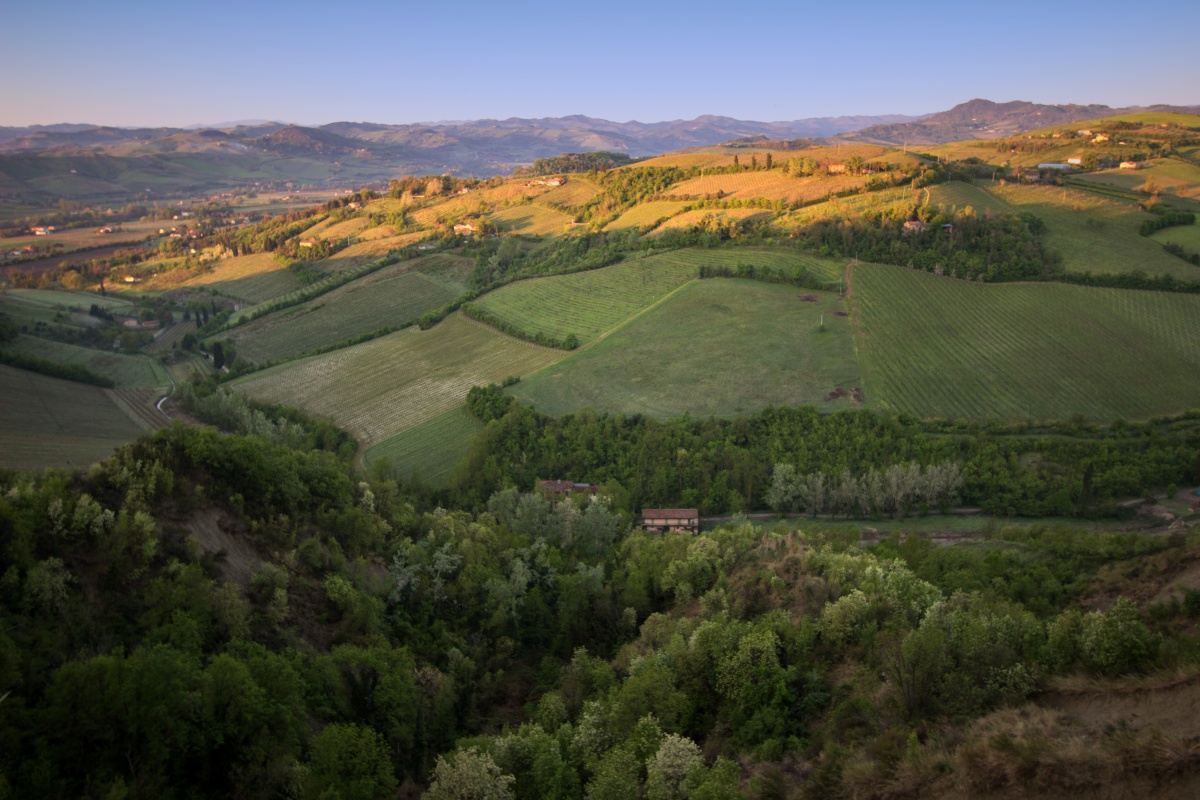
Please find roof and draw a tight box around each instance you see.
[540,479,597,493]
[641,508,700,518]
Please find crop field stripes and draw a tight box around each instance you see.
[230,315,564,447]
[853,263,1200,420]
[363,405,483,485]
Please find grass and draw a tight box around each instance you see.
[512,278,860,418]
[651,207,771,234]
[313,232,428,273]
[472,246,842,345]
[410,183,550,226]
[1073,159,1200,201]
[181,253,303,304]
[987,182,1198,280]
[470,253,701,345]
[536,178,600,210]
[851,262,1200,421]
[231,314,564,447]
[668,171,871,204]
[8,335,168,388]
[604,201,690,231]
[364,404,483,485]
[6,288,133,312]
[490,204,574,235]
[925,181,1012,216]
[1150,220,1200,251]
[219,258,461,363]
[0,364,145,470]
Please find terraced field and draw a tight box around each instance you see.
[604,201,690,231]
[491,204,574,235]
[220,257,463,363]
[183,253,303,304]
[231,315,563,447]
[513,279,860,418]
[988,183,1197,279]
[852,262,1200,421]
[0,364,145,470]
[364,405,483,485]
[9,335,168,388]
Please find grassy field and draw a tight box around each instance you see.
[181,253,303,304]
[0,218,161,252]
[852,262,1200,421]
[1072,159,1200,201]
[0,364,145,470]
[651,207,771,234]
[782,187,924,227]
[220,257,461,363]
[0,294,108,334]
[313,232,428,273]
[987,182,1198,279]
[536,178,600,210]
[8,335,168,388]
[6,288,133,311]
[409,184,550,226]
[513,278,860,418]
[363,405,483,485]
[604,201,690,231]
[668,171,872,204]
[1150,220,1200,251]
[231,314,564,447]
[925,181,1012,216]
[470,254,701,345]
[491,204,574,235]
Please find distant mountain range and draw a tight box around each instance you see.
[839,99,1200,145]
[1,100,1196,201]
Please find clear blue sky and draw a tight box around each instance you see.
[3,0,1197,127]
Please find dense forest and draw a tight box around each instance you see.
[4,421,1200,798]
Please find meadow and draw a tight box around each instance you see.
[535,178,600,210]
[925,181,1012,216]
[179,253,303,304]
[219,256,465,363]
[8,335,168,388]
[363,405,483,485]
[987,182,1197,279]
[490,204,574,235]
[650,207,771,233]
[603,201,690,231]
[1073,159,1200,201]
[471,246,841,345]
[0,364,145,470]
[512,278,860,418]
[1150,221,1200,251]
[851,262,1200,421]
[667,171,871,204]
[231,315,563,447]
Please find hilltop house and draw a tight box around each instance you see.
[453,222,476,234]
[1119,161,1140,170]
[641,509,700,534]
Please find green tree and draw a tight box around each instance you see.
[425,747,515,800]
[304,723,397,800]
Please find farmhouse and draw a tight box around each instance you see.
[30,226,54,235]
[827,163,847,175]
[299,240,317,248]
[1037,163,1072,171]
[902,220,928,234]
[539,479,599,504]
[641,509,700,534]
[453,223,477,234]
[1067,157,1083,166]
[1119,161,1140,170]
[1092,134,1110,143]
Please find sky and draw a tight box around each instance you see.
[2,0,1198,128]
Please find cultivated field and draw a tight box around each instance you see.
[0,364,145,470]
[409,183,550,226]
[219,257,462,363]
[987,182,1197,279]
[513,278,860,418]
[8,335,168,388]
[0,218,162,252]
[852,262,1200,421]
[668,171,871,204]
[491,204,574,235]
[181,253,303,304]
[6,288,132,312]
[782,187,924,227]
[231,315,564,446]
[604,201,690,231]
[363,405,483,485]
[1073,159,1200,201]
[313,232,428,273]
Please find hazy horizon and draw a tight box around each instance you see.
[4,0,1197,129]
